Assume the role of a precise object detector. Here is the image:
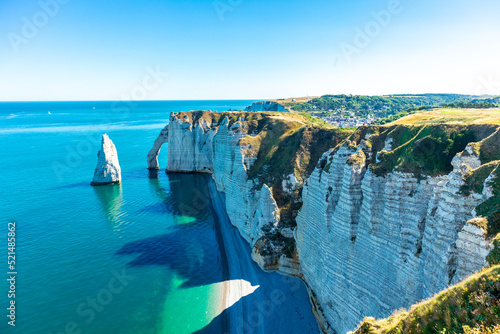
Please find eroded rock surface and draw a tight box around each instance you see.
[296,142,494,333]
[91,134,121,186]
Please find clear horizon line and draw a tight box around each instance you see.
[0,93,497,103]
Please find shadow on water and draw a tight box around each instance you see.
[193,308,232,334]
[116,172,318,334]
[116,173,224,289]
[114,173,231,333]
[140,173,208,225]
[115,221,223,289]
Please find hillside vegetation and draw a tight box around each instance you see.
[336,123,498,177]
[353,265,500,334]
[274,94,500,119]
[175,110,352,186]
[385,110,500,254]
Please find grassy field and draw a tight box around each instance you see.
[389,108,500,126]
[270,96,317,112]
[271,96,317,104]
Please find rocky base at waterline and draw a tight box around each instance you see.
[91,134,122,186]
[148,110,500,333]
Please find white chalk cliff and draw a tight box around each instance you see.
[91,134,121,186]
[295,142,493,333]
[149,112,497,333]
[148,112,296,271]
[148,113,282,243]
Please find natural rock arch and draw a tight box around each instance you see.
[147,124,169,170]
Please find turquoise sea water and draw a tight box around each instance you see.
[0,101,319,334]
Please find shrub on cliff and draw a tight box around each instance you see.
[365,125,496,177]
[240,114,353,226]
[353,265,500,334]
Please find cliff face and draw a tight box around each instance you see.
[148,111,351,274]
[295,142,493,333]
[149,111,499,333]
[148,112,280,245]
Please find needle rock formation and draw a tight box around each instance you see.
[91,134,121,186]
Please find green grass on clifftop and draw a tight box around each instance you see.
[343,124,497,178]
[373,126,479,176]
[353,265,500,334]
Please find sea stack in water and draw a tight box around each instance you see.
[91,134,121,186]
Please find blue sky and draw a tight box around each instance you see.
[1,0,499,101]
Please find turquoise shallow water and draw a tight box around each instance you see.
[0,101,319,334]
